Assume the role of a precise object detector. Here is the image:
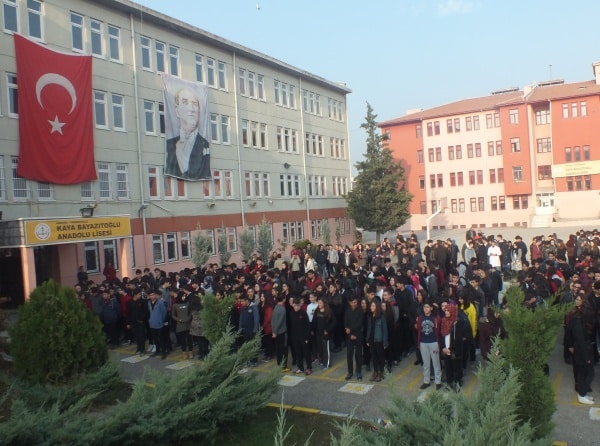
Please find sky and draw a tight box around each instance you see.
[136,0,600,168]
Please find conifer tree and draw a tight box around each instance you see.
[218,226,232,266]
[345,103,412,244]
[257,217,273,261]
[321,219,331,245]
[239,226,256,261]
[192,225,213,268]
[10,280,107,384]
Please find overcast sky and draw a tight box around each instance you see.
[136,0,600,169]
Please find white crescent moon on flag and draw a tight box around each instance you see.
[35,73,77,114]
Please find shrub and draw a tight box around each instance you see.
[201,293,236,345]
[10,280,107,384]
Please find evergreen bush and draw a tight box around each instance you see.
[257,217,274,261]
[201,293,236,345]
[239,227,256,261]
[10,280,107,384]
[498,285,566,439]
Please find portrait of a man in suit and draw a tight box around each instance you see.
[165,87,210,180]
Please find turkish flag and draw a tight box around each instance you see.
[14,34,96,184]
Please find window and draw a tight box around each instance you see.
[152,235,164,264]
[584,175,592,190]
[158,102,165,135]
[475,143,481,157]
[166,233,178,262]
[434,121,440,135]
[535,108,550,125]
[428,148,434,162]
[71,12,84,51]
[473,116,480,130]
[437,173,443,187]
[210,113,218,143]
[537,165,551,180]
[450,173,456,187]
[98,162,111,199]
[11,157,30,200]
[247,71,255,97]
[279,174,300,197]
[566,177,573,191]
[469,170,475,185]
[499,196,506,210]
[509,109,519,124]
[456,145,462,159]
[111,94,125,130]
[7,73,18,117]
[0,156,5,200]
[451,199,457,213]
[478,197,485,212]
[489,169,496,183]
[571,102,578,118]
[457,172,463,186]
[169,45,179,76]
[206,58,215,87]
[583,145,590,160]
[116,164,129,199]
[417,150,424,163]
[435,147,442,161]
[491,196,498,211]
[454,118,461,132]
[194,53,203,82]
[574,146,581,161]
[510,137,520,152]
[513,196,520,210]
[419,176,425,189]
[477,170,483,184]
[512,166,523,182]
[467,144,474,158]
[80,182,94,200]
[37,182,53,200]
[581,101,587,117]
[446,119,453,133]
[459,198,465,212]
[494,112,500,127]
[470,197,477,212]
[180,231,191,259]
[221,115,230,144]
[420,201,427,214]
[565,147,571,162]
[430,174,436,188]
[416,124,422,138]
[90,19,103,57]
[143,100,155,134]
[84,242,100,273]
[217,227,237,252]
[155,41,165,73]
[3,0,18,32]
[497,168,504,183]
[257,74,265,100]
[148,166,159,198]
[93,91,108,128]
[217,61,227,90]
[141,35,151,70]
[108,25,120,61]
[536,138,551,153]
[486,114,493,129]
[465,116,472,131]
[496,140,502,155]
[448,146,454,160]
[431,200,438,214]
[27,0,42,39]
[562,103,569,119]
[103,240,119,270]
[426,122,433,137]
[487,141,494,156]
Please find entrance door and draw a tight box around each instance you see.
[0,248,24,305]
[34,245,60,287]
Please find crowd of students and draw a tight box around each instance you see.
[72,228,600,396]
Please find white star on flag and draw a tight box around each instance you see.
[48,115,66,134]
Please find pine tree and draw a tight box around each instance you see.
[239,226,256,261]
[257,217,273,261]
[321,219,331,245]
[218,226,232,266]
[345,103,412,244]
[498,286,566,439]
[192,225,213,268]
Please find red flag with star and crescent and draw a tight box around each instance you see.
[14,34,96,184]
